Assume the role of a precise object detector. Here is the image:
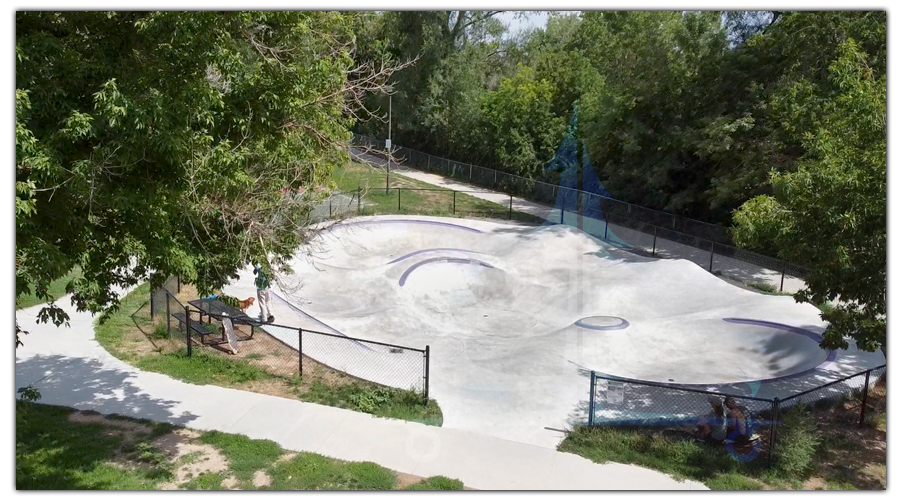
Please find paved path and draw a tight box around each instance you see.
[350,148,807,294]
[15,297,707,490]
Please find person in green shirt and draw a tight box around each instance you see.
[253,264,274,323]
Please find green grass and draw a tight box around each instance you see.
[93,281,152,360]
[558,426,769,490]
[16,402,174,490]
[135,349,274,386]
[270,453,398,490]
[403,475,465,490]
[198,431,283,483]
[95,280,443,426]
[331,161,542,223]
[17,401,463,490]
[746,281,790,295]
[17,266,83,309]
[299,379,443,426]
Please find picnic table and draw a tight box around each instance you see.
[187,298,262,339]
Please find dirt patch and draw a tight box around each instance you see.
[803,477,827,490]
[276,452,297,464]
[804,388,887,490]
[252,470,273,488]
[394,471,423,489]
[68,410,153,444]
[154,428,230,489]
[222,476,240,489]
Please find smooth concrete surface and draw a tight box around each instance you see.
[15,298,707,490]
[222,215,884,449]
[351,147,808,294]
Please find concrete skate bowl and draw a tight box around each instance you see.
[269,215,883,447]
[572,317,837,387]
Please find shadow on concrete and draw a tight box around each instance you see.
[15,355,199,427]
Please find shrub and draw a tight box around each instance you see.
[773,405,820,478]
[152,324,169,339]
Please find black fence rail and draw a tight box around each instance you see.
[149,275,183,339]
[149,281,430,399]
[587,365,886,468]
[353,133,735,244]
[350,134,809,290]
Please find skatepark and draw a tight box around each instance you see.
[222,215,885,448]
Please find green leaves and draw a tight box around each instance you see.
[16,12,360,343]
[733,39,886,353]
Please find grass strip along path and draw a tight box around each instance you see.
[94,282,442,426]
[16,401,465,490]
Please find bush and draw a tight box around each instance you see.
[151,324,169,339]
[404,476,464,490]
[774,405,820,478]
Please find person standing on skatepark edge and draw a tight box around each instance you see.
[254,263,275,323]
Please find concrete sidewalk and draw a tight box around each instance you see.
[15,298,707,490]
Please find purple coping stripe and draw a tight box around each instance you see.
[329,218,484,233]
[574,316,630,331]
[593,318,838,388]
[398,257,496,287]
[387,248,484,265]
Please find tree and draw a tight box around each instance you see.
[732,40,886,353]
[16,11,397,345]
[481,66,565,176]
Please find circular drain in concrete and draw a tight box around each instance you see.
[575,316,630,331]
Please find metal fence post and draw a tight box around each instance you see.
[709,243,715,272]
[469,163,472,179]
[424,345,430,403]
[166,292,171,337]
[452,190,456,214]
[185,307,192,357]
[150,287,155,317]
[860,369,872,427]
[329,197,333,218]
[604,220,609,240]
[299,328,303,377]
[509,195,513,220]
[427,154,431,171]
[561,207,565,225]
[588,371,596,426]
[652,226,658,257]
[177,276,181,293]
[780,263,787,292]
[398,188,401,211]
[357,186,361,214]
[768,397,781,468]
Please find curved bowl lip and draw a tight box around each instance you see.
[574,316,631,331]
[591,318,838,387]
[399,256,497,287]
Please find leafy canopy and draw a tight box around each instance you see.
[16,11,370,342]
[733,40,886,352]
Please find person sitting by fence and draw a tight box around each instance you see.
[695,395,728,443]
[724,396,752,446]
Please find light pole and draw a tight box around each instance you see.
[385,94,391,195]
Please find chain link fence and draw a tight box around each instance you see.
[149,279,429,399]
[350,134,809,291]
[587,365,886,467]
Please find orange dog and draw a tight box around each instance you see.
[238,296,255,313]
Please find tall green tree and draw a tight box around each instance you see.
[481,66,565,176]
[733,40,886,353]
[16,11,394,345]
